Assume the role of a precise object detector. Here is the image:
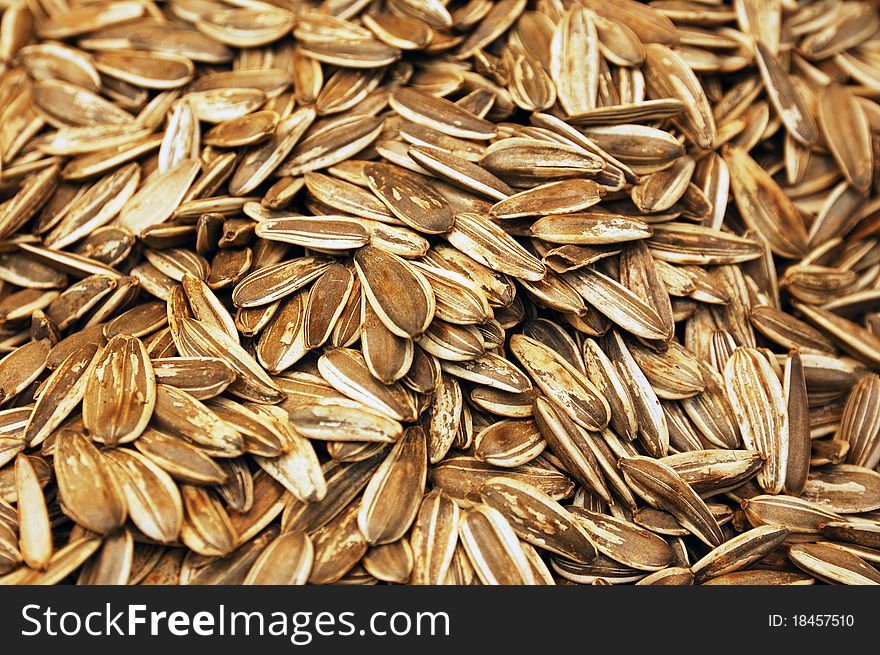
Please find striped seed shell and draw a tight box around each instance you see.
[723,348,789,494]
[358,426,427,545]
[53,429,127,534]
[82,335,155,446]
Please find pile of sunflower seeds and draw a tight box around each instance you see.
[0,0,879,586]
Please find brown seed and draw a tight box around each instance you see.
[390,88,496,140]
[180,485,237,557]
[365,162,455,234]
[104,448,183,544]
[358,426,427,545]
[818,84,874,193]
[741,495,841,534]
[789,542,880,585]
[690,525,790,583]
[568,506,673,571]
[308,503,368,585]
[724,348,789,494]
[430,455,574,504]
[724,146,808,258]
[83,335,155,446]
[354,246,435,339]
[480,477,596,563]
[409,489,460,585]
[619,456,723,547]
[510,334,609,431]
[53,430,127,534]
[458,504,536,585]
[244,530,313,585]
[801,465,880,514]
[15,454,53,570]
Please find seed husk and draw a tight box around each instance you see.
[243,530,313,586]
[409,489,460,585]
[619,456,723,547]
[355,246,435,338]
[724,347,789,494]
[104,448,183,544]
[800,465,880,514]
[568,506,674,571]
[430,455,574,505]
[820,520,880,550]
[741,495,841,535]
[643,44,715,150]
[458,504,536,585]
[817,84,873,193]
[690,525,790,582]
[358,426,427,545]
[480,476,596,563]
[510,334,609,431]
[15,454,53,570]
[53,429,127,534]
[82,335,155,446]
[365,162,455,234]
[25,343,99,447]
[661,449,763,496]
[788,542,880,585]
[533,396,612,503]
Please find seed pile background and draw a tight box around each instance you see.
[0,0,879,585]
